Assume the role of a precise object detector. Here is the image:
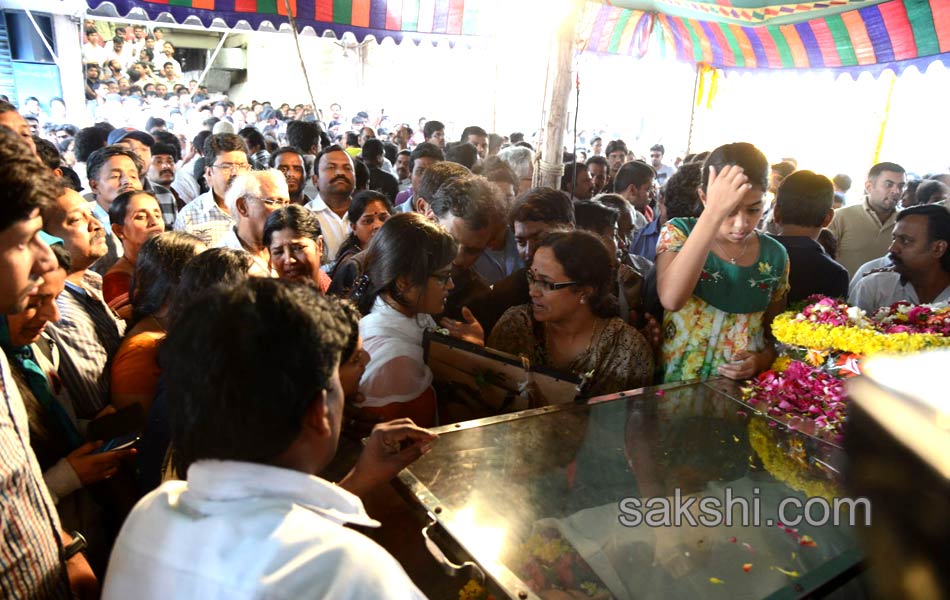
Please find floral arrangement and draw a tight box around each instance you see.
[747,418,841,502]
[744,360,848,441]
[507,527,611,599]
[771,296,950,356]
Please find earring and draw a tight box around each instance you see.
[580,297,586,304]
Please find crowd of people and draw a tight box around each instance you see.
[1,19,950,599]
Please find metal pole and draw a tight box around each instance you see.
[196,31,229,88]
[22,8,61,67]
[283,0,320,118]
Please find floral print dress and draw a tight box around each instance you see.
[659,218,789,383]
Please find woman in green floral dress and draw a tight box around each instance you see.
[656,143,789,383]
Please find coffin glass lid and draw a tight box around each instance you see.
[400,380,864,599]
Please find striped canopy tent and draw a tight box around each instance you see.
[85,0,950,73]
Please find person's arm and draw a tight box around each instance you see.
[62,530,99,600]
[656,165,752,311]
[338,419,436,498]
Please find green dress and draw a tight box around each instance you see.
[659,218,789,383]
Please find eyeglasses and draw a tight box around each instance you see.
[211,162,251,174]
[254,196,290,208]
[526,270,577,292]
[430,272,453,287]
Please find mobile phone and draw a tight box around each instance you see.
[93,433,141,454]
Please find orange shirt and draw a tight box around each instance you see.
[111,330,164,402]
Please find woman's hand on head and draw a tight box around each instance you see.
[439,306,485,346]
[703,165,751,220]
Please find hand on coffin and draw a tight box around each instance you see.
[339,418,438,498]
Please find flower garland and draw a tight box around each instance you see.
[772,297,950,356]
[507,527,611,599]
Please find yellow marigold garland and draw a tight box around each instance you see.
[772,312,950,356]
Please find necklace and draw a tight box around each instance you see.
[543,316,601,368]
[714,235,751,265]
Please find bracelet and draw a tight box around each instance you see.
[63,531,87,560]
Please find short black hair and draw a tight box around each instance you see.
[896,204,950,272]
[86,145,144,183]
[74,125,111,163]
[130,231,203,325]
[203,133,248,165]
[32,137,61,170]
[263,204,322,248]
[650,144,665,155]
[428,175,500,231]
[586,155,608,169]
[269,145,307,176]
[164,279,349,473]
[169,248,252,326]
[423,120,445,140]
[605,139,627,157]
[409,142,444,172]
[445,141,478,170]
[560,162,588,192]
[774,170,834,228]
[151,142,179,164]
[509,187,575,227]
[663,162,703,219]
[286,120,323,154]
[361,138,384,160]
[573,201,618,236]
[0,128,59,231]
[352,157,370,191]
[460,125,487,141]
[613,160,656,193]
[238,126,265,152]
[416,161,470,203]
[832,173,852,192]
[868,161,905,180]
[916,179,950,205]
[701,142,769,193]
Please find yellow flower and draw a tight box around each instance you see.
[772,313,950,356]
[771,356,792,372]
[758,262,772,274]
[748,419,840,502]
[805,348,828,367]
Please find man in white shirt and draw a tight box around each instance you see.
[849,204,950,312]
[174,133,247,247]
[305,144,355,259]
[102,279,435,600]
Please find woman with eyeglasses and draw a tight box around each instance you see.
[488,230,653,399]
[351,212,457,428]
[328,190,393,280]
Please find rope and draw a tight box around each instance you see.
[283,0,321,120]
[538,159,565,179]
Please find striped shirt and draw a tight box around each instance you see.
[0,352,69,599]
[173,190,234,248]
[47,271,125,419]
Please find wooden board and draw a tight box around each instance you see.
[424,331,582,414]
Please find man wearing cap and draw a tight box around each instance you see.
[107,128,178,230]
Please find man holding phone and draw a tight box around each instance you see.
[103,279,436,599]
[0,127,97,598]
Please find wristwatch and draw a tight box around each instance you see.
[63,531,87,560]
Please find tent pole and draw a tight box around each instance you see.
[196,31,229,89]
[283,0,321,120]
[538,0,582,189]
[873,70,897,164]
[686,63,700,154]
